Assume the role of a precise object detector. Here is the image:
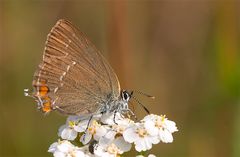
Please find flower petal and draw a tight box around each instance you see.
[135,139,146,152]
[113,137,131,153]
[80,132,92,145]
[56,141,73,153]
[123,127,138,143]
[74,120,89,132]
[94,126,108,141]
[148,154,156,157]
[48,142,58,153]
[53,151,65,157]
[60,127,78,141]
[165,119,178,133]
[144,120,158,136]
[159,129,173,143]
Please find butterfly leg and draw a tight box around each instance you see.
[82,115,94,142]
[129,109,137,121]
[113,110,118,124]
[122,109,137,121]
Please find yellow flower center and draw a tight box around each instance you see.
[106,143,121,155]
[136,128,148,138]
[68,121,75,128]
[88,120,100,135]
[69,151,77,157]
[155,115,165,128]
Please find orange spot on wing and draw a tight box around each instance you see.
[33,79,50,97]
[42,101,51,112]
[39,86,49,96]
[42,97,52,113]
[32,79,52,113]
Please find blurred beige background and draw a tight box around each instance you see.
[1,0,240,157]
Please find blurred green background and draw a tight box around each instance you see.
[1,0,240,157]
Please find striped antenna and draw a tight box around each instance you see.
[133,90,155,99]
[131,95,150,114]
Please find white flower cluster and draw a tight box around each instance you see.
[48,113,178,157]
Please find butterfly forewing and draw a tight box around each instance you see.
[32,19,120,115]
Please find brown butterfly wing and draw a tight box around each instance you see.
[32,19,120,115]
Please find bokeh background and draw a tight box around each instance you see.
[1,0,240,157]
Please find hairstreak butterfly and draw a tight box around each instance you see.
[25,19,134,117]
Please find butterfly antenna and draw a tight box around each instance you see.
[133,90,155,99]
[131,95,150,114]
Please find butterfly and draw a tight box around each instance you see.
[25,19,134,117]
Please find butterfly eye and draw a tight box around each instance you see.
[122,90,130,102]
